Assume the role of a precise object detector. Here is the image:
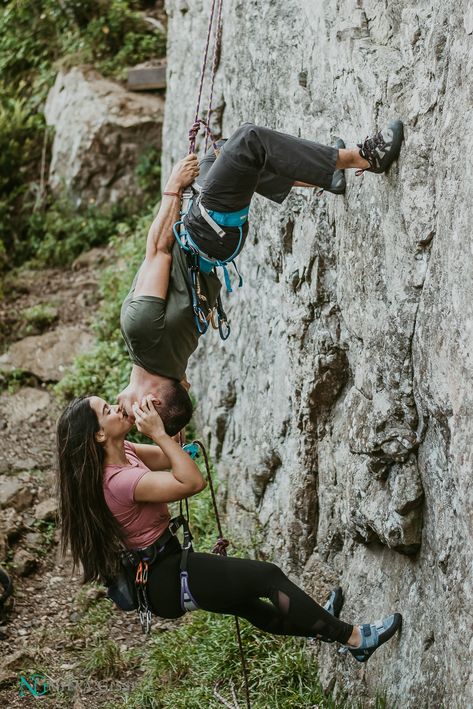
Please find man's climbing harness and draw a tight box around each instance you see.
[173,184,246,340]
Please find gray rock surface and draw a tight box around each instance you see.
[34,499,57,523]
[0,387,50,425]
[0,326,94,381]
[163,1,473,706]
[45,67,164,207]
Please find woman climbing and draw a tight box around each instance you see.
[57,394,402,663]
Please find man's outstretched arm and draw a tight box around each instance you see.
[134,154,200,300]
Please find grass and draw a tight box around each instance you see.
[0,0,165,270]
[80,638,128,680]
[22,303,58,334]
[118,612,343,709]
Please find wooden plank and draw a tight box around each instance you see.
[127,67,167,91]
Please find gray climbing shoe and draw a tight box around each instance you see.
[319,586,344,643]
[323,586,344,617]
[323,138,346,195]
[357,120,404,175]
[348,613,402,663]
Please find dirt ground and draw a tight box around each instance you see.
[0,253,177,708]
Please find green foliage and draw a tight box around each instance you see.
[32,519,57,556]
[135,146,162,201]
[22,303,58,333]
[0,95,45,262]
[118,611,345,709]
[26,197,134,267]
[81,638,128,679]
[0,368,38,394]
[0,0,165,269]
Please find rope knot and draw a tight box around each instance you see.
[189,121,201,140]
[212,537,230,556]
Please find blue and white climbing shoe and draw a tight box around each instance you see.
[348,613,402,663]
[319,586,344,643]
[321,139,346,195]
[323,586,344,617]
[357,120,404,175]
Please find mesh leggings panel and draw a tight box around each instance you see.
[147,548,352,644]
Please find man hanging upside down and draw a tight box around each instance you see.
[117,121,404,433]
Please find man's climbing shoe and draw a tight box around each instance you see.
[318,139,346,196]
[348,613,402,663]
[357,120,404,175]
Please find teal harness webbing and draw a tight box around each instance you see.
[173,187,248,340]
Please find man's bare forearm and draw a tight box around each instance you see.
[146,154,200,257]
[146,186,181,257]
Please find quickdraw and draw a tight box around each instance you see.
[135,558,152,634]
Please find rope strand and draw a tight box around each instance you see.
[205,0,224,152]
[193,440,251,709]
[189,0,218,154]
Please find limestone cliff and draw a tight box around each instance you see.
[162,1,473,706]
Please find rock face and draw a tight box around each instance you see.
[0,326,94,381]
[45,67,164,207]
[163,1,473,706]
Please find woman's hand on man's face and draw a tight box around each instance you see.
[132,394,166,440]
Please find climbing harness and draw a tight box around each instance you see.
[173,184,246,340]
[171,0,248,341]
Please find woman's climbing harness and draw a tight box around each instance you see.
[106,438,252,708]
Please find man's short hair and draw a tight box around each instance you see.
[159,380,193,436]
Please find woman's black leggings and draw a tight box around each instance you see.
[147,539,352,644]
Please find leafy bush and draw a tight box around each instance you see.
[0,95,46,263]
[0,0,165,269]
[26,197,136,267]
[22,303,58,334]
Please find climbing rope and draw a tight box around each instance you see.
[188,0,224,155]
[192,439,251,709]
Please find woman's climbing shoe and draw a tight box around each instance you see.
[356,120,404,175]
[323,586,344,617]
[348,613,402,663]
[321,139,346,195]
[318,587,344,643]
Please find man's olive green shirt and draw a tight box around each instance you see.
[120,243,221,381]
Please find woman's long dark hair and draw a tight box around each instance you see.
[57,396,126,584]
